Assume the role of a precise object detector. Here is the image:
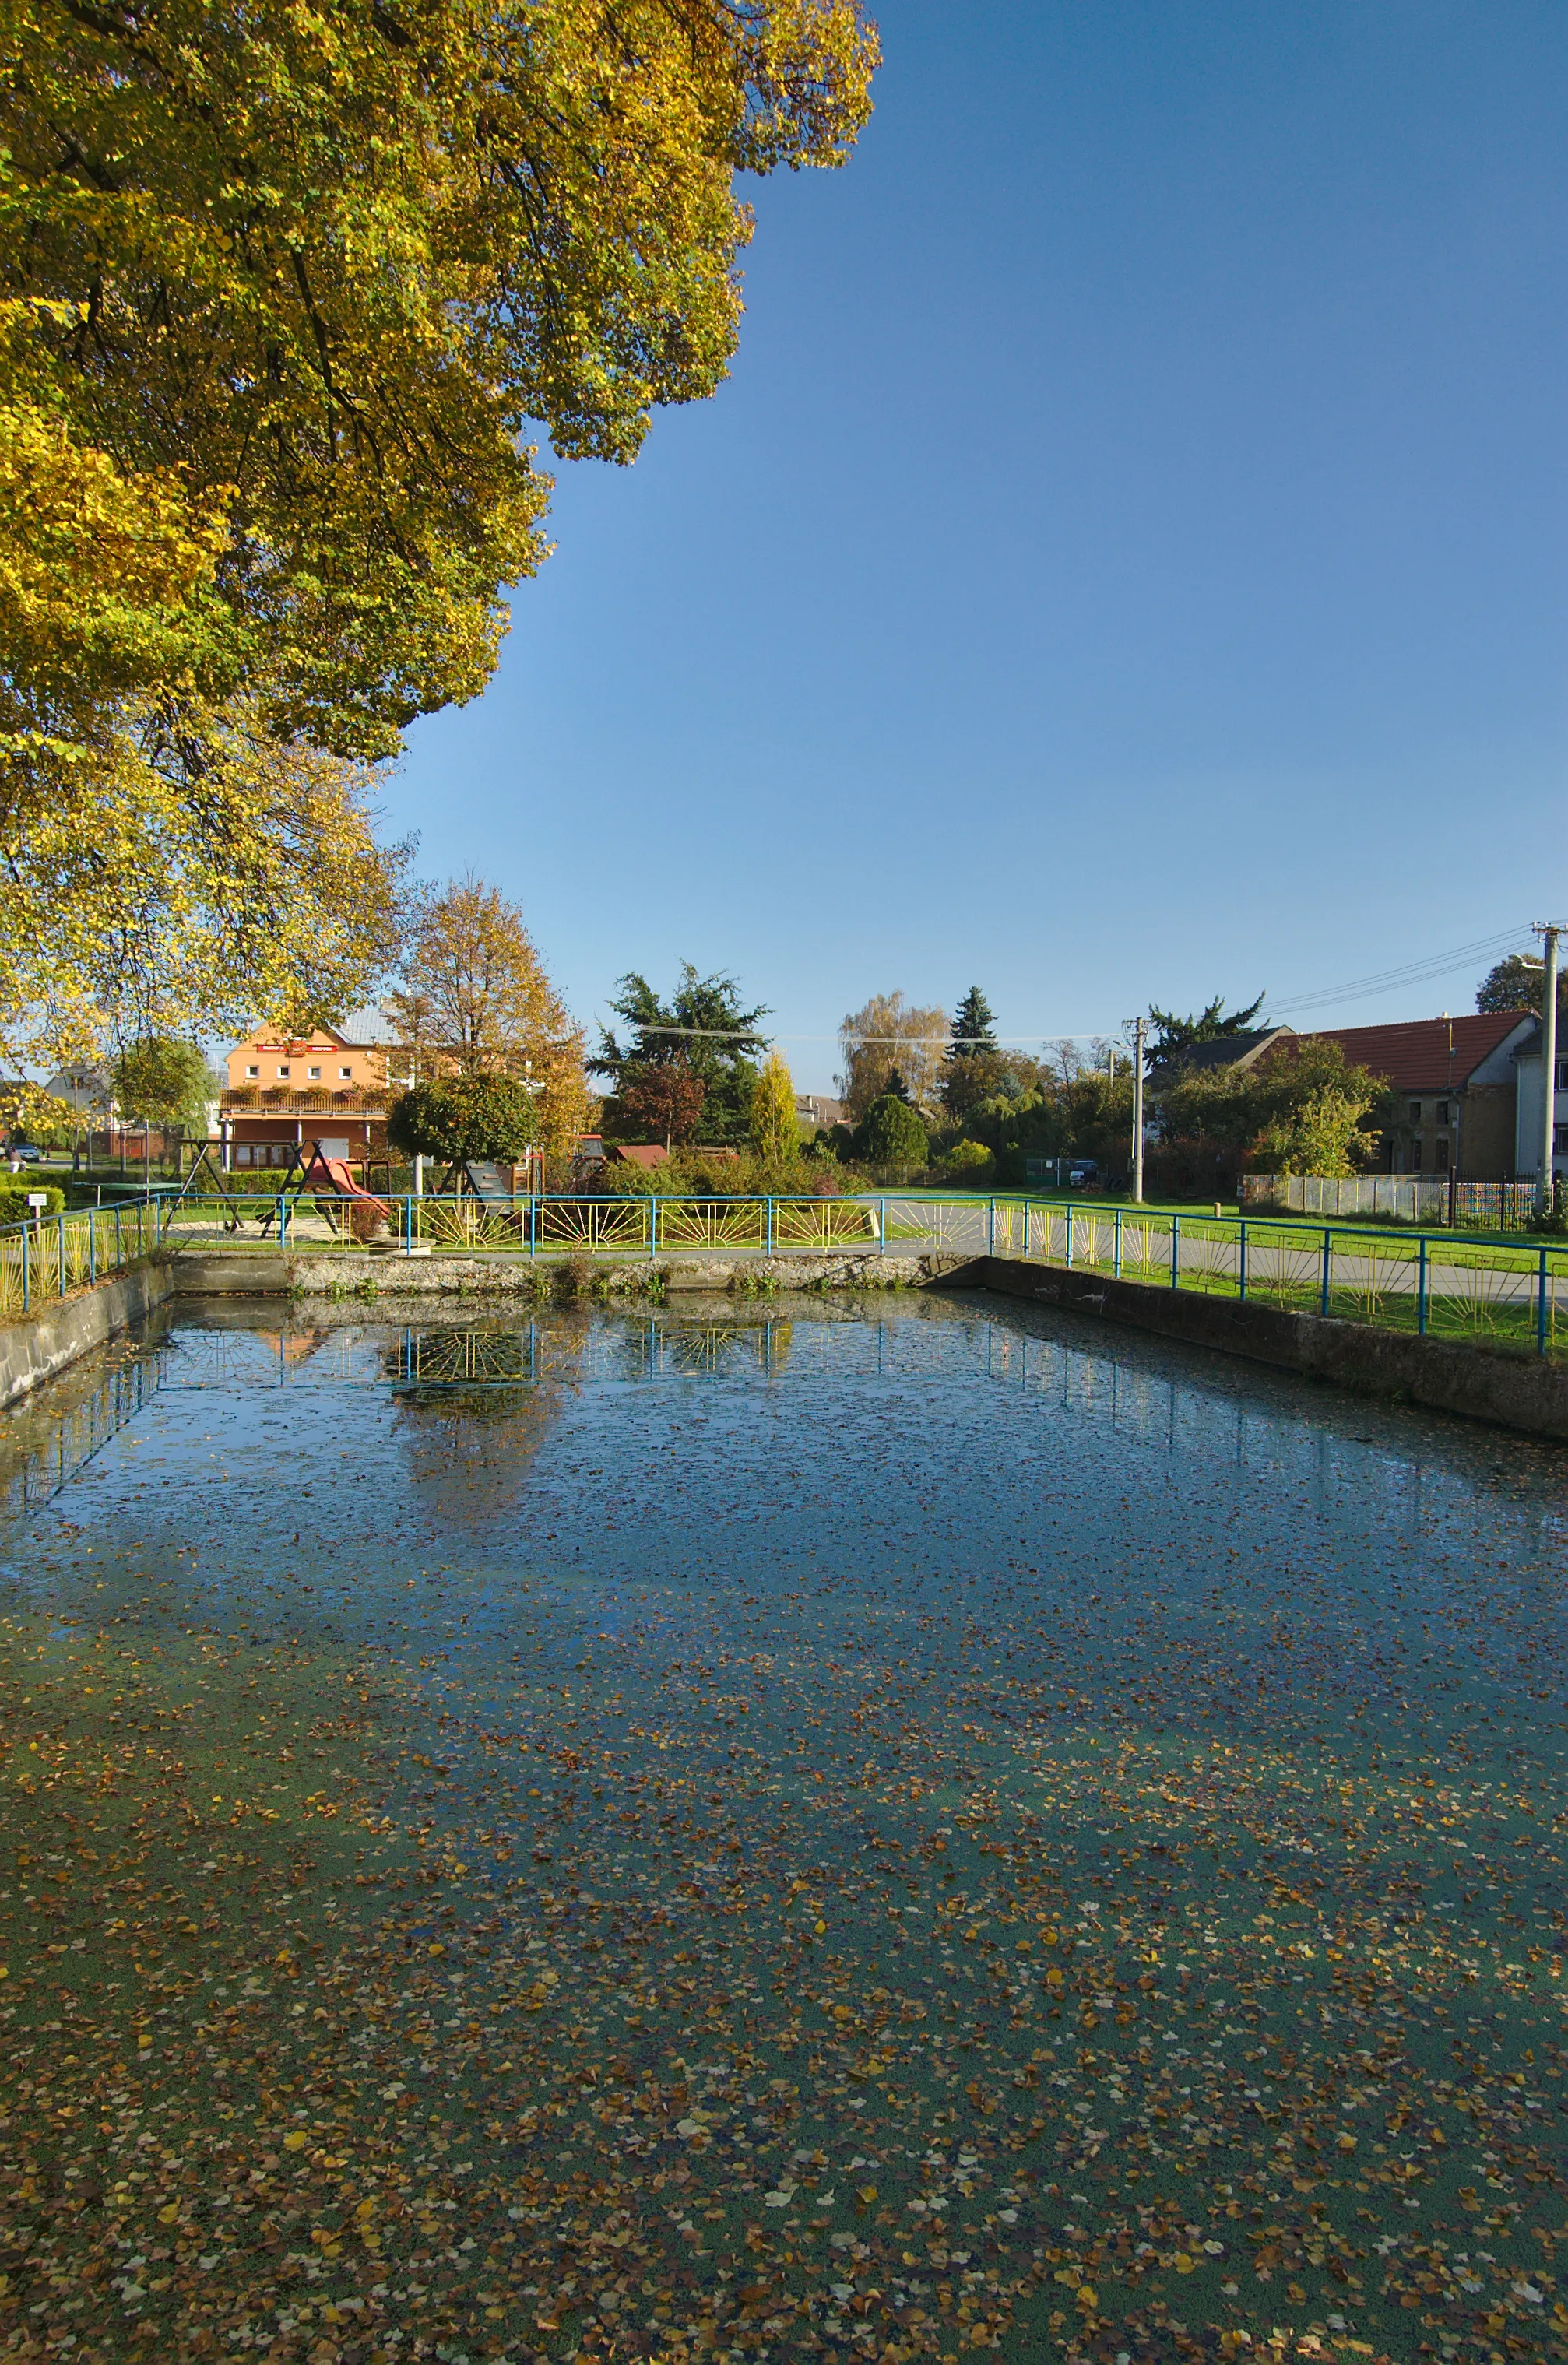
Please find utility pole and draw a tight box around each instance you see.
[1535,923,1563,1218]
[1125,1016,1147,1204]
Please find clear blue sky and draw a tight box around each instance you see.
[388,0,1568,1093]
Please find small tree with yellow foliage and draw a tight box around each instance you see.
[749,1049,800,1176]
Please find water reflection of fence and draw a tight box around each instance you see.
[142,1311,1511,1548]
[165,1316,983,1392]
[5,1309,1547,1570]
[0,1348,162,1514]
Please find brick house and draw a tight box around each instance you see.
[1306,1014,1535,1182]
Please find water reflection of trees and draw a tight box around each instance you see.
[386,1325,582,1523]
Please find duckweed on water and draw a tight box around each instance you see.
[0,1293,1563,2365]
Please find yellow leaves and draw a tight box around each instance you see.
[1045,1967,1064,1988]
[749,1051,798,1166]
[1338,2132,1357,2151]
[157,2203,179,2225]
[283,2131,307,2152]
[1174,2251,1196,2274]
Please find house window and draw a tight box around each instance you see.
[339,1066,353,1079]
[308,1066,322,1079]
[1557,1060,1568,1091]
[1436,1099,1450,1125]
[1408,1100,1421,1125]
[1435,1138,1450,1172]
[277,1065,290,1077]
[246,1065,259,1078]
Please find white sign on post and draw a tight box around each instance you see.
[26,1192,47,1214]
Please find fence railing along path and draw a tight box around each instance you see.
[0,1198,164,1322]
[7,1190,1568,1362]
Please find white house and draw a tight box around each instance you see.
[1512,1018,1568,1181]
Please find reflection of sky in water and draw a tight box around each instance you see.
[0,1294,1563,2364]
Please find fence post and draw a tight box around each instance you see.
[1065,1203,1074,1270]
[988,1196,996,1256]
[1320,1227,1331,1318]
[114,1204,121,1273]
[89,1211,97,1286]
[765,1196,774,1259]
[1538,1246,1549,1356]
[880,1197,888,1257]
[58,1212,66,1301]
[1113,1207,1122,1280]
[649,1196,658,1262]
[1239,1218,1247,1302]
[1417,1236,1428,1337]
[21,1222,28,1314]
[1171,1213,1180,1289]
[280,1195,288,1253]
[1022,1199,1030,1259]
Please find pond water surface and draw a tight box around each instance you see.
[0,1291,1563,2365]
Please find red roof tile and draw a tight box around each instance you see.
[1303,1012,1531,1090]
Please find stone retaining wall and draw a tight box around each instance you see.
[166,1249,962,1298]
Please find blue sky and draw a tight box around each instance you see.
[388,1,1568,1093]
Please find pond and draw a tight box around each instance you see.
[0,1291,1563,2365]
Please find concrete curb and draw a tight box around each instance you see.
[960,1255,1568,1442]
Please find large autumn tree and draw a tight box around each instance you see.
[0,0,877,1063]
[390,877,589,1158]
[836,990,947,1120]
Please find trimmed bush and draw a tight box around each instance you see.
[0,1182,66,1225]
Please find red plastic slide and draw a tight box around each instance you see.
[304,1152,391,1222]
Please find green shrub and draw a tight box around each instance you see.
[863,1094,928,1172]
[0,1182,65,1225]
[939,1138,993,1182]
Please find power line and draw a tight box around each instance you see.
[598,925,1532,1047]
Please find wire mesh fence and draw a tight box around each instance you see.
[1242,1173,1542,1230]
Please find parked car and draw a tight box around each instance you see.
[1067,1158,1098,1189]
[4,1142,42,1165]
